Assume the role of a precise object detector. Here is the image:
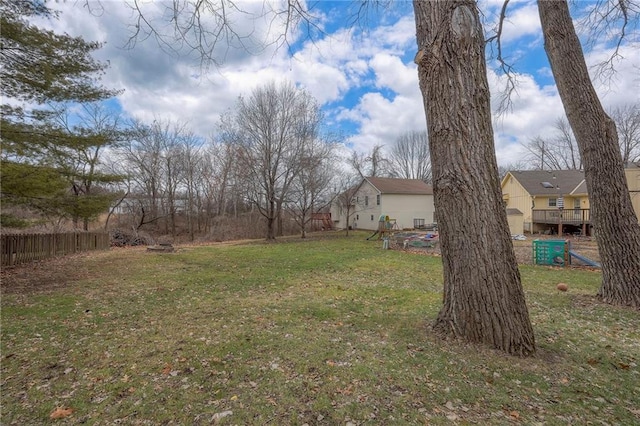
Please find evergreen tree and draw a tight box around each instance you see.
[1,0,122,229]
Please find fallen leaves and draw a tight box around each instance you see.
[50,406,73,419]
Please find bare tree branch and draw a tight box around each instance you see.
[118,0,327,70]
[486,0,520,114]
[574,0,640,81]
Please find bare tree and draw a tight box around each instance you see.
[611,103,640,165]
[208,116,250,223]
[119,118,193,235]
[190,136,250,237]
[101,156,131,231]
[524,117,582,170]
[177,133,204,241]
[367,145,390,177]
[151,119,190,237]
[349,150,368,179]
[331,171,362,237]
[414,1,535,355]
[224,81,323,240]
[285,138,337,238]
[525,107,640,170]
[387,130,432,182]
[538,0,640,307]
[121,119,164,230]
[349,144,391,178]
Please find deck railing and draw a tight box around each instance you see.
[532,209,590,224]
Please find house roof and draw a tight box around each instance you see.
[506,208,524,215]
[364,177,433,195]
[505,170,588,196]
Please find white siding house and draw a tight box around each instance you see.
[331,177,434,231]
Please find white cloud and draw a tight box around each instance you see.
[370,15,417,51]
[488,70,565,165]
[498,2,541,43]
[344,92,426,152]
[370,54,417,95]
[26,1,638,170]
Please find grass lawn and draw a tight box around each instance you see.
[1,231,638,425]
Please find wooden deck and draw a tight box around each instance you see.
[532,209,590,225]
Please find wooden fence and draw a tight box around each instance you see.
[1,232,110,267]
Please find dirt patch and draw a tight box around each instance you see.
[1,252,96,295]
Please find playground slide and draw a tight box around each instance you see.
[569,250,601,268]
[366,230,379,240]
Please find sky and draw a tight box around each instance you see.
[36,0,639,167]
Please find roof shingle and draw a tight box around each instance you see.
[506,170,587,196]
[365,177,433,195]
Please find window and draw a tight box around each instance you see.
[365,195,369,206]
[371,215,374,221]
[574,199,580,209]
[548,198,557,207]
[376,194,380,205]
[356,214,359,220]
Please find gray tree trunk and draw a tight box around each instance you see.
[538,0,640,308]
[413,0,536,355]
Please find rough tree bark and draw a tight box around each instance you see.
[413,0,536,355]
[538,0,640,308]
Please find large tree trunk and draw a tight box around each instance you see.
[413,0,535,355]
[538,0,640,308]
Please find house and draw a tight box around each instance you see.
[501,170,590,235]
[331,177,435,231]
[626,165,640,221]
[501,167,640,235]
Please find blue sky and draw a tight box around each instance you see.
[37,0,639,166]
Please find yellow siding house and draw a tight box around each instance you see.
[502,167,640,236]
